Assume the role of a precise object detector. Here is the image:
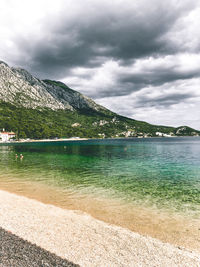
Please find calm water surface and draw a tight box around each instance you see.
[0,137,200,217]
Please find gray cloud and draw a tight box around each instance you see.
[117,68,200,96]
[6,0,197,79]
[135,92,196,108]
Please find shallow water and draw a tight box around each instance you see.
[0,137,200,251]
[1,137,200,216]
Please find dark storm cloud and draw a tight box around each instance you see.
[10,0,197,80]
[117,67,200,94]
[13,35,97,79]
[135,92,196,109]
[121,71,200,86]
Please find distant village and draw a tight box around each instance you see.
[0,127,199,143]
[0,129,16,142]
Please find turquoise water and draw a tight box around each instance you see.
[0,137,200,217]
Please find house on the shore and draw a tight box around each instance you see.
[0,130,16,142]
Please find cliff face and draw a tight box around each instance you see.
[42,80,107,112]
[0,61,106,112]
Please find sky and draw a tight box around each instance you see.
[0,0,200,129]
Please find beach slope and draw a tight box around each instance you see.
[0,189,199,267]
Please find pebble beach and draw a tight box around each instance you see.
[0,189,199,267]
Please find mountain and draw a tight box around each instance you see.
[0,60,199,139]
[0,61,106,112]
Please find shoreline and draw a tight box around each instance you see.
[0,137,89,145]
[0,135,200,145]
[0,179,200,254]
[0,189,199,266]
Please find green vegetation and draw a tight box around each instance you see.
[43,79,75,93]
[0,101,199,139]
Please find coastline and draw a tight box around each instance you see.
[0,137,89,145]
[0,135,200,146]
[0,179,200,254]
[0,189,199,266]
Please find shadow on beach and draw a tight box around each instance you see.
[0,227,79,267]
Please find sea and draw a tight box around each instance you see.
[0,137,200,250]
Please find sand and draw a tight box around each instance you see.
[0,189,199,267]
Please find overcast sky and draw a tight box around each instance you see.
[0,0,200,129]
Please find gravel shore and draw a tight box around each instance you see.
[0,189,199,267]
[0,227,79,266]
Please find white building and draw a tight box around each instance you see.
[0,131,16,142]
[156,132,173,137]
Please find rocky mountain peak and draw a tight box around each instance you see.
[0,61,106,112]
[0,61,9,67]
